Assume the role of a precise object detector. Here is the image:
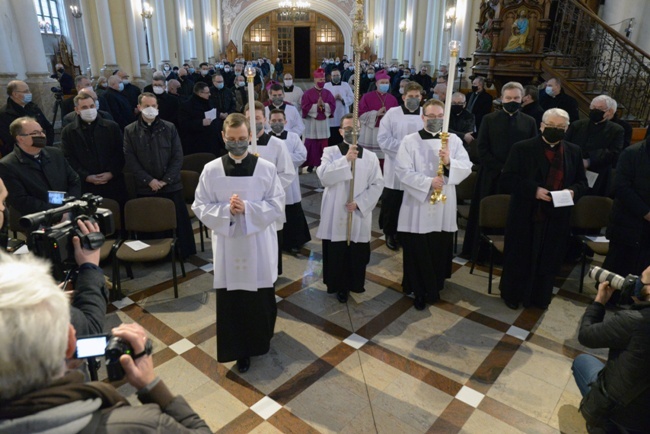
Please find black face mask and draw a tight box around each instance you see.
[542,127,565,144]
[57,68,65,74]
[471,85,478,92]
[503,101,521,114]
[451,105,464,115]
[31,136,47,148]
[589,109,605,123]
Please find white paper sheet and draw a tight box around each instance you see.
[14,245,29,255]
[550,190,574,207]
[585,170,599,189]
[204,108,217,120]
[586,235,609,243]
[124,240,150,251]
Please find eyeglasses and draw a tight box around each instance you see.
[19,130,46,136]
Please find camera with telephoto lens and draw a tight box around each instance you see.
[588,266,642,305]
[20,193,113,280]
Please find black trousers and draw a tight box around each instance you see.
[379,188,404,236]
[282,202,311,249]
[322,239,370,295]
[399,231,453,303]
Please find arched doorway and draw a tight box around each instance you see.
[242,12,345,79]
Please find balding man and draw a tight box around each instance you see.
[114,70,141,110]
[103,75,135,131]
[61,75,92,118]
[0,81,53,156]
[432,83,447,102]
[449,92,476,157]
[539,77,579,123]
[0,116,80,215]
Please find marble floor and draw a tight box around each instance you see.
[100,170,605,434]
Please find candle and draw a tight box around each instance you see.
[245,63,257,155]
[442,40,461,133]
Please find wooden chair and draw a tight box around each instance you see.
[180,170,208,252]
[631,127,646,144]
[114,197,186,299]
[455,171,477,253]
[570,196,613,293]
[469,194,510,294]
[182,153,217,174]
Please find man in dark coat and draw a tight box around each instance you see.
[274,57,284,81]
[114,70,141,111]
[465,76,493,132]
[359,66,377,96]
[572,270,650,433]
[0,117,80,216]
[61,75,92,118]
[565,94,624,197]
[177,67,195,98]
[539,77,580,123]
[449,92,477,160]
[499,108,588,309]
[103,75,135,131]
[210,74,237,121]
[123,93,196,259]
[61,88,113,128]
[51,63,74,95]
[0,80,54,156]
[60,93,126,205]
[601,136,650,279]
[178,82,223,156]
[461,82,538,258]
[522,84,544,129]
[413,66,434,99]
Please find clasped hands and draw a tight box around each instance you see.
[86,172,113,185]
[230,194,245,215]
[148,179,167,192]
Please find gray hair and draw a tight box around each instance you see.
[452,92,466,102]
[591,95,617,112]
[152,71,165,81]
[501,81,524,97]
[542,108,570,126]
[0,252,70,400]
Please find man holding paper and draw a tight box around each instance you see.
[499,108,588,310]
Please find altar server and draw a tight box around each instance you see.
[264,83,305,137]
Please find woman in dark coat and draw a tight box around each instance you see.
[499,108,588,309]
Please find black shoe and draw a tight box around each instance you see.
[307,166,314,173]
[504,299,519,310]
[414,296,426,311]
[336,290,349,303]
[350,287,366,294]
[236,357,250,373]
[385,235,399,251]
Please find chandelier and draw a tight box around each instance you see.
[279,1,311,21]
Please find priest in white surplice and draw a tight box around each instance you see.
[324,69,354,147]
[317,114,384,303]
[264,83,305,137]
[192,113,285,374]
[245,101,296,276]
[395,99,472,310]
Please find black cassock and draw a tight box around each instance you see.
[216,154,277,363]
[499,137,588,307]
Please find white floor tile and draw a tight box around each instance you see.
[168,338,195,355]
[506,325,530,341]
[343,333,368,349]
[112,297,134,309]
[455,385,485,408]
[250,396,282,420]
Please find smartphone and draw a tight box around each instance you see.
[74,334,109,359]
[48,191,65,205]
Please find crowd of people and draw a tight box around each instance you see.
[0,52,649,433]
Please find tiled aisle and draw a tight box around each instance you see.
[102,171,604,434]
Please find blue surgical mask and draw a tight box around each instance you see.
[378,83,389,93]
[189,68,195,74]
[633,278,649,299]
[545,86,554,96]
[118,83,125,92]
[23,93,33,104]
[95,100,100,111]
[216,83,224,90]
[367,73,375,79]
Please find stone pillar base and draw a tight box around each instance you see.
[25,72,58,127]
[390,58,398,64]
[100,64,120,78]
[0,72,18,102]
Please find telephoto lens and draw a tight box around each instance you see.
[588,266,627,290]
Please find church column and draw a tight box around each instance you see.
[0,24,17,101]
[9,0,57,116]
[185,0,197,63]
[373,0,387,60]
[391,0,404,63]
[403,0,417,68]
[422,1,442,69]
[95,0,120,76]
[123,0,144,88]
[174,0,188,64]
[215,0,223,55]
[80,0,100,78]
[154,0,170,67]
[201,0,214,62]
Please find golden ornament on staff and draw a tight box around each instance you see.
[245,63,258,156]
[430,40,461,205]
[346,0,368,246]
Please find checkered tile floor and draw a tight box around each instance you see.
[101,171,602,433]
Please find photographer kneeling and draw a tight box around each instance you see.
[0,234,211,432]
[573,265,650,433]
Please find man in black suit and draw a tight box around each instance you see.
[565,94,624,197]
[449,92,476,160]
[51,63,74,95]
[61,75,92,118]
[466,76,493,132]
[539,77,579,123]
[521,84,544,129]
[103,75,135,132]
[461,82,538,258]
[0,117,80,216]
[177,83,222,156]
[499,108,588,309]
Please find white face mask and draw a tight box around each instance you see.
[153,86,165,95]
[284,80,293,87]
[141,107,158,119]
[80,108,98,122]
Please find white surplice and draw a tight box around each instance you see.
[264,103,305,137]
[273,131,307,205]
[396,131,472,234]
[377,106,424,190]
[323,81,354,127]
[192,157,285,291]
[284,86,304,107]
[316,145,384,243]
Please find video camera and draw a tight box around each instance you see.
[457,57,472,74]
[50,86,64,101]
[74,334,152,382]
[589,266,645,305]
[20,193,113,279]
